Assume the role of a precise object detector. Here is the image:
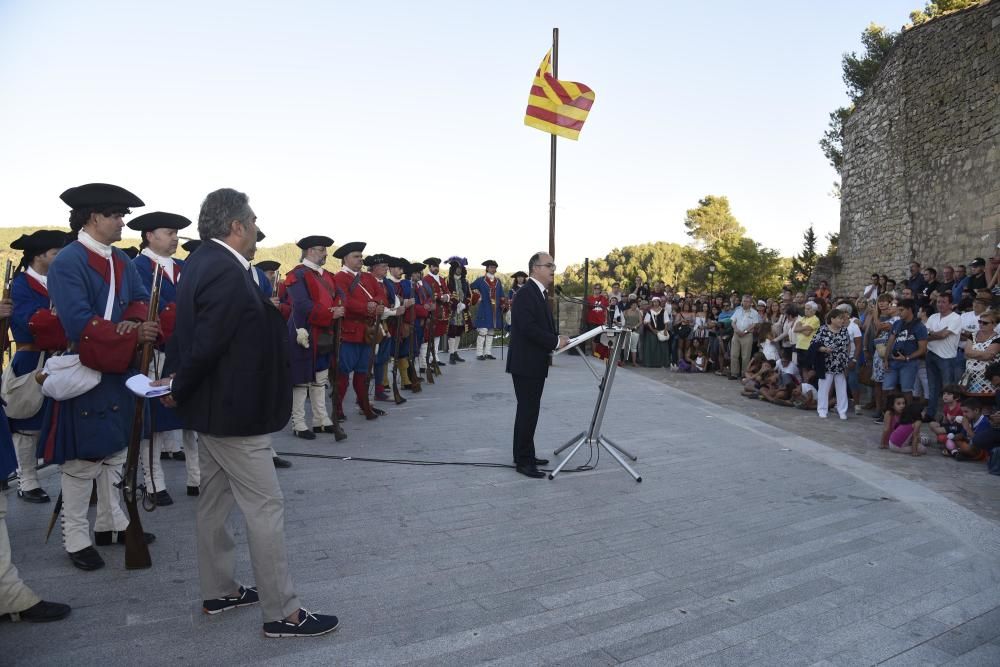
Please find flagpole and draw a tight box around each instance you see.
[548,27,558,262]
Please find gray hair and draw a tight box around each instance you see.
[528,251,547,272]
[198,188,253,240]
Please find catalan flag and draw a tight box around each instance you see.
[524,50,595,141]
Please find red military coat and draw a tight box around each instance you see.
[333,268,382,344]
[423,272,450,337]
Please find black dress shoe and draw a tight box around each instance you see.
[312,425,335,434]
[293,429,316,440]
[533,457,549,466]
[336,413,347,423]
[171,451,186,461]
[515,464,546,479]
[17,488,51,503]
[449,353,457,365]
[273,457,292,469]
[152,489,174,506]
[372,407,387,416]
[476,355,486,360]
[187,485,200,496]
[485,354,497,360]
[9,599,72,623]
[455,354,466,362]
[68,546,105,571]
[94,530,156,546]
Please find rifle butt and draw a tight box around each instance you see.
[123,503,152,569]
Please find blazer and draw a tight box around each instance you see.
[505,279,558,378]
[166,239,292,436]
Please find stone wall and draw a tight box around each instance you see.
[839,0,999,292]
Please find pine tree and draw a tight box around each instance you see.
[788,225,818,289]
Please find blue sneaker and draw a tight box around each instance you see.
[263,609,340,638]
[203,586,259,615]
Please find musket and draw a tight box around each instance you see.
[1,259,12,360]
[44,491,63,542]
[405,284,421,392]
[122,264,162,570]
[329,289,347,441]
[390,307,404,404]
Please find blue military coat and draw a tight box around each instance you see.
[471,275,505,329]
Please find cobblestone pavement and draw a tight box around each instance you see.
[3,355,999,665]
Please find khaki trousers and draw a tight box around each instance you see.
[196,432,300,623]
[0,492,41,615]
[61,451,129,553]
[730,333,754,377]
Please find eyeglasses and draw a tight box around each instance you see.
[539,263,557,270]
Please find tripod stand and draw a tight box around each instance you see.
[549,327,641,482]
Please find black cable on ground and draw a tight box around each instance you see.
[273,451,596,473]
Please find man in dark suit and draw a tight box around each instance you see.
[161,188,339,638]
[505,252,570,478]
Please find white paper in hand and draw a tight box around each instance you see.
[126,374,172,398]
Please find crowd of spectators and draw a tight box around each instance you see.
[582,249,1000,469]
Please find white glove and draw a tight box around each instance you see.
[456,302,466,313]
[442,294,451,303]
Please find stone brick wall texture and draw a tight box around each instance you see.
[839,0,999,292]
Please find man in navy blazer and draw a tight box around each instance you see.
[162,188,339,638]
[506,252,569,478]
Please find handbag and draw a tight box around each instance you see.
[656,329,670,342]
[39,354,101,401]
[1,353,46,418]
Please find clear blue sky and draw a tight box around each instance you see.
[0,0,919,270]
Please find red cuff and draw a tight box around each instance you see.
[123,301,148,321]
[28,310,68,351]
[159,303,177,342]
[79,318,138,373]
[308,306,333,328]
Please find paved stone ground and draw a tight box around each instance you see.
[3,353,1000,665]
[631,365,1000,524]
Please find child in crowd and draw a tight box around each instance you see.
[740,352,766,386]
[759,323,780,362]
[927,384,965,448]
[775,347,800,383]
[792,368,818,410]
[943,396,993,461]
[759,369,792,404]
[880,393,926,456]
[741,359,773,396]
[677,338,707,373]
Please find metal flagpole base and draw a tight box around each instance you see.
[554,431,586,456]
[547,435,587,480]
[600,436,637,462]
[598,437,642,482]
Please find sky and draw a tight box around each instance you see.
[0,0,921,270]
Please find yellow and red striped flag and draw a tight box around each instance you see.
[524,50,595,141]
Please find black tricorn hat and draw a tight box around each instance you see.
[256,260,280,272]
[121,246,140,259]
[181,239,202,253]
[60,183,144,210]
[388,256,408,269]
[511,270,528,279]
[332,241,366,260]
[363,253,391,267]
[257,230,266,242]
[481,259,498,268]
[407,262,426,274]
[127,211,191,232]
[423,256,441,266]
[10,229,68,253]
[296,235,333,249]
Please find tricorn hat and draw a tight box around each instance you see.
[481,259,498,268]
[10,229,68,253]
[60,183,144,210]
[388,256,408,269]
[363,253,391,267]
[407,262,426,274]
[181,239,202,253]
[423,256,441,266]
[256,260,280,272]
[332,241,366,260]
[127,211,191,232]
[296,235,334,249]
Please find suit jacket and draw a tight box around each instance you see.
[167,239,292,437]
[506,280,558,379]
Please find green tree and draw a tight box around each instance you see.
[683,195,745,247]
[557,241,692,295]
[909,0,978,26]
[707,237,786,297]
[820,23,899,175]
[788,224,819,289]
